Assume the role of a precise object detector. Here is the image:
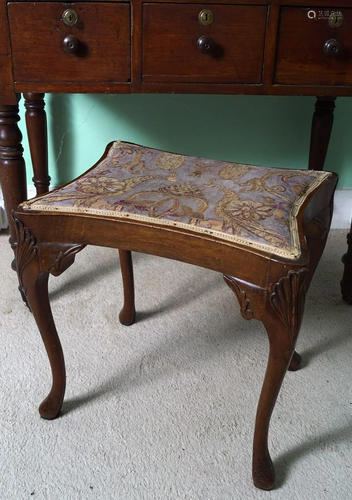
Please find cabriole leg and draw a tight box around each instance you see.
[252,340,294,489]
[26,269,66,420]
[118,249,136,326]
[253,269,306,490]
[14,218,65,419]
[224,270,306,490]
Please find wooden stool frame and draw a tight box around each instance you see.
[12,151,337,490]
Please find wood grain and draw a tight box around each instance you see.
[8,2,131,83]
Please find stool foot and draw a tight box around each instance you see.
[253,452,275,491]
[119,308,136,326]
[39,393,64,420]
[287,350,302,372]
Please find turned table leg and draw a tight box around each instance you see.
[0,101,27,262]
[24,93,50,195]
[308,96,352,303]
[308,96,336,172]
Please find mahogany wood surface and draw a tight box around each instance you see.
[142,4,267,83]
[0,0,350,490]
[24,93,50,196]
[12,165,337,490]
[0,1,350,291]
[0,103,27,259]
[8,2,131,84]
[275,7,352,85]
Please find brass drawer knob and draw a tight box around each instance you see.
[197,35,215,54]
[324,38,341,56]
[62,35,80,54]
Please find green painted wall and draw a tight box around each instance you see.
[20,94,352,188]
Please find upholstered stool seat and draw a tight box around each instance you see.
[13,141,338,490]
[21,141,332,259]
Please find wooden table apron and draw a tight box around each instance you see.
[0,0,351,298]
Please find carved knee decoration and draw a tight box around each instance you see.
[225,269,307,490]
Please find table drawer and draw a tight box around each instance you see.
[8,2,131,83]
[275,7,352,86]
[142,4,267,84]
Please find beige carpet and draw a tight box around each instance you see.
[0,229,351,500]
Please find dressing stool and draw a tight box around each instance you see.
[12,141,337,490]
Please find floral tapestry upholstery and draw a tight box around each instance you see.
[21,141,332,259]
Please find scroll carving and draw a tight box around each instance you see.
[224,275,254,320]
[270,269,307,346]
[13,216,85,280]
[13,217,38,303]
[47,243,86,276]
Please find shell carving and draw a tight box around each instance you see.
[270,269,307,345]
